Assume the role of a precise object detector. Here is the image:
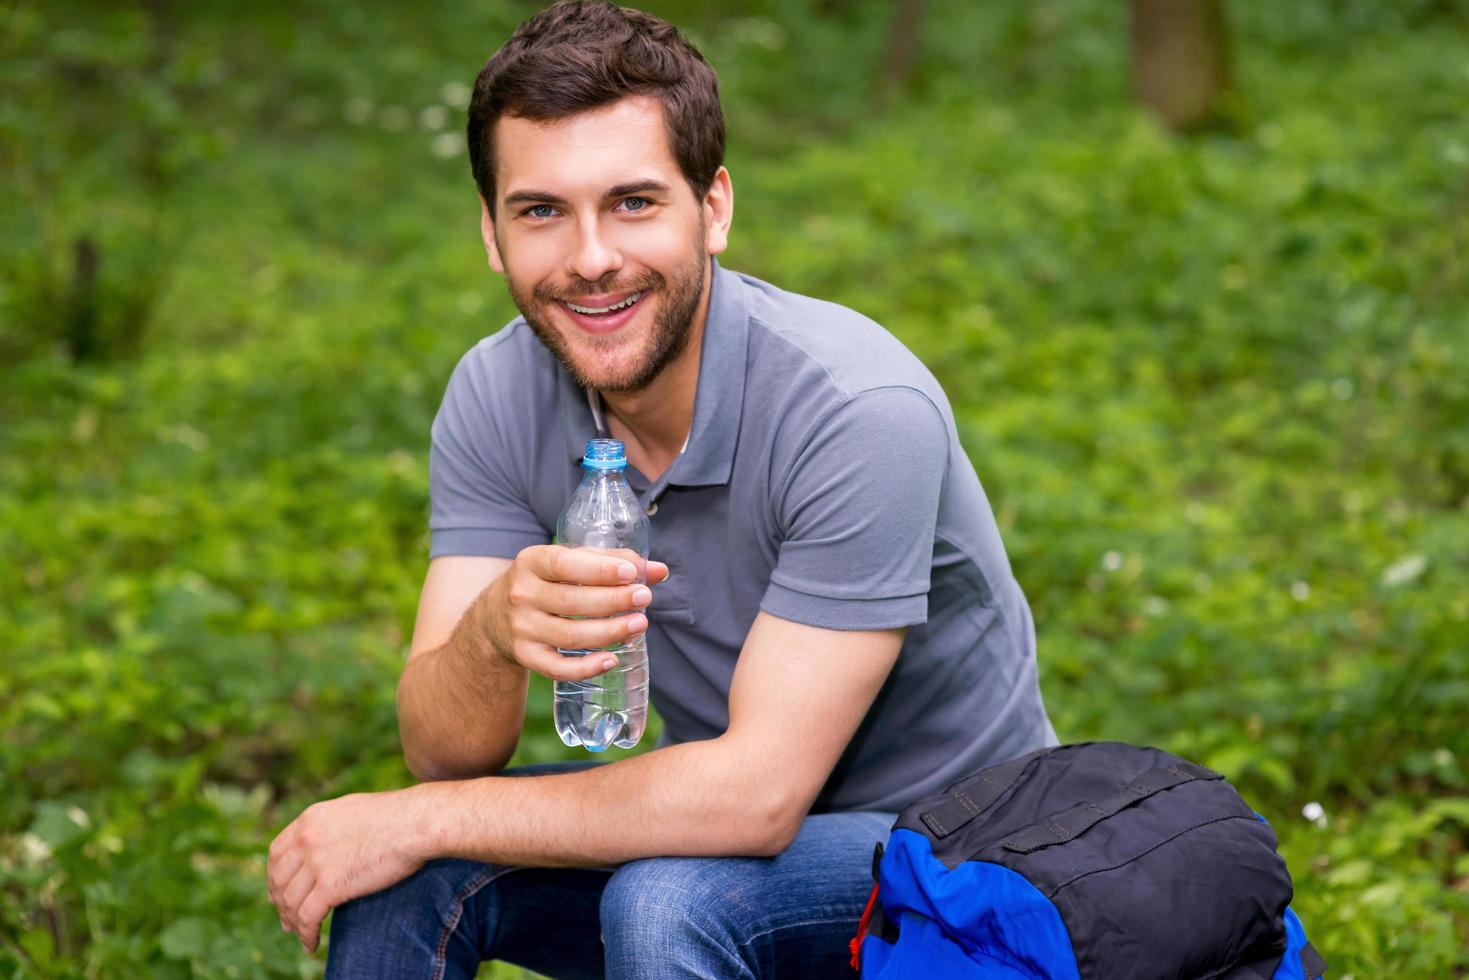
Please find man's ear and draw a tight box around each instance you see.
[702,166,734,257]
[480,195,505,273]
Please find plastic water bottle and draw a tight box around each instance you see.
[553,438,651,751]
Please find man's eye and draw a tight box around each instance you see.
[526,204,558,219]
[619,197,650,213]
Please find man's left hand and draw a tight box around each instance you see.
[267,786,437,953]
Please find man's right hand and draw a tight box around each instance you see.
[483,544,669,682]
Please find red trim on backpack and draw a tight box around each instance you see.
[849,882,880,972]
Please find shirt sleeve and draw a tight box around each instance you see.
[428,348,551,559]
[760,385,950,631]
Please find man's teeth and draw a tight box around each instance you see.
[566,292,641,315]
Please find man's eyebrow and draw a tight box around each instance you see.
[607,179,671,198]
[502,189,570,207]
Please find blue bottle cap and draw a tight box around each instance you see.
[582,438,628,470]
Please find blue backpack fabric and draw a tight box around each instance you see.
[852,742,1326,979]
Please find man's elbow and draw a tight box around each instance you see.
[740,792,807,857]
[405,753,462,783]
[396,676,517,781]
[402,741,515,783]
[754,819,802,858]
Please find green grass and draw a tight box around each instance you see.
[2,0,1466,975]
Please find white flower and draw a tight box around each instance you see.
[1291,581,1310,601]
[1101,550,1123,572]
[156,424,210,452]
[432,132,463,159]
[1301,801,1327,828]
[440,81,472,109]
[19,833,52,866]
[1380,554,1427,588]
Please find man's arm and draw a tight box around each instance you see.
[426,612,904,865]
[395,555,521,780]
[270,612,902,948]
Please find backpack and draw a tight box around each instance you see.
[850,742,1327,979]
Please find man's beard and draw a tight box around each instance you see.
[508,251,707,395]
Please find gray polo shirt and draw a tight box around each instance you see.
[429,260,1056,812]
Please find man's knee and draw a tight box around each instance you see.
[599,856,758,976]
[328,858,506,969]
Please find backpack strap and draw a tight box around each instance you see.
[919,747,1055,839]
[1002,761,1222,854]
[1217,939,1327,980]
[848,882,881,971]
[1300,941,1327,978]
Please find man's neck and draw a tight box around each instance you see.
[598,272,712,483]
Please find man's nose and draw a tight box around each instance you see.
[568,219,623,284]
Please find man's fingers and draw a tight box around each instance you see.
[525,545,641,586]
[267,842,304,910]
[296,888,332,953]
[279,861,316,933]
[541,609,646,652]
[266,823,300,911]
[518,641,629,682]
[534,581,652,618]
[504,547,659,679]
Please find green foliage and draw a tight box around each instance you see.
[2,0,1466,976]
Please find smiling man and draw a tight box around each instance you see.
[266,2,1055,977]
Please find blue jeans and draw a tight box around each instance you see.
[325,765,894,979]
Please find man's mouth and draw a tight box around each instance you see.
[563,291,642,316]
[557,289,646,334]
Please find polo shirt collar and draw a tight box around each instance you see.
[559,258,749,489]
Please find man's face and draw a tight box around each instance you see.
[483,96,730,393]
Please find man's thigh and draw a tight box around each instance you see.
[328,756,892,980]
[600,810,895,980]
[327,858,611,980]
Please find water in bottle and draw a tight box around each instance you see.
[553,438,651,752]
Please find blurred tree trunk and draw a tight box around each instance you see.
[877,0,925,109]
[65,237,99,363]
[1131,0,1232,131]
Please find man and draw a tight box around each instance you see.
[267,2,1055,976]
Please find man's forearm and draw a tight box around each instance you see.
[396,583,528,780]
[407,737,804,868]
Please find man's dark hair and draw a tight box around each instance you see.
[467,0,725,216]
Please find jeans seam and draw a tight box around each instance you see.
[432,865,521,980]
[734,912,865,955]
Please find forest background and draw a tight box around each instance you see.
[2,0,1467,976]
